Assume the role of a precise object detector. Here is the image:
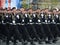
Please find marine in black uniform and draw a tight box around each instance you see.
[49,9,60,43]
[11,8,23,45]
[40,10,45,23]
[0,11,3,40]
[3,10,13,45]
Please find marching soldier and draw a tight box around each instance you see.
[40,9,46,23]
[36,8,41,23]
[48,9,60,43]
[0,9,3,40]
[15,9,22,23]
[46,11,52,23]
[23,10,29,24]
[11,7,23,45]
[32,10,38,23]
[3,9,13,45]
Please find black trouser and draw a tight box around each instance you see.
[55,24,60,37]
[5,24,12,45]
[0,23,3,39]
[48,24,60,40]
[26,24,40,41]
[6,24,22,45]
[33,24,47,41]
[25,24,36,39]
[42,24,54,41]
[1,24,8,40]
[18,24,31,41]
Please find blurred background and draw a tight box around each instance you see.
[0,0,60,9]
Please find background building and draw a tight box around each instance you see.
[31,0,60,9]
[0,0,60,9]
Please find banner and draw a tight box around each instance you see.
[17,0,22,9]
[1,0,23,9]
[5,0,8,8]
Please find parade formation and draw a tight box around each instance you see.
[0,7,60,45]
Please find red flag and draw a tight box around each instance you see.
[8,0,11,3]
[0,0,1,7]
[8,0,11,10]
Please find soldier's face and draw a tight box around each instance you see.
[45,9,49,13]
[22,11,26,14]
[20,8,25,12]
[4,10,7,13]
[16,10,21,13]
[53,10,57,13]
[53,10,56,12]
[32,11,36,14]
[41,10,45,13]
[28,9,33,13]
[13,9,16,12]
[36,9,40,13]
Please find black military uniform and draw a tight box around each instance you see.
[15,13,22,23]
[0,13,3,39]
[23,13,29,24]
[54,14,60,23]
[40,13,45,23]
[47,14,52,23]
[48,14,60,43]
[3,13,12,45]
[32,13,38,23]
[11,13,23,45]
